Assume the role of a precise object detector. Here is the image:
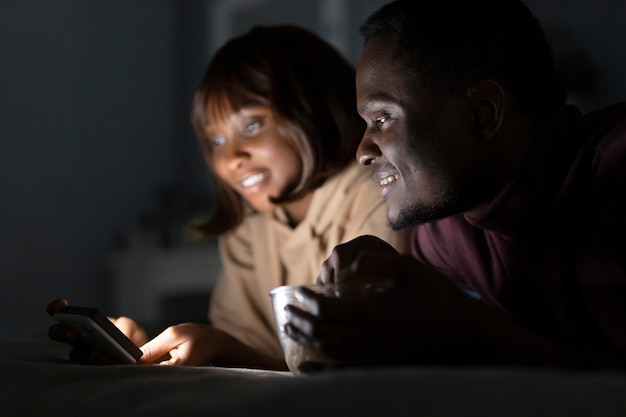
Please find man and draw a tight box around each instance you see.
[284,0,626,370]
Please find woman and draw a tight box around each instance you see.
[48,25,408,370]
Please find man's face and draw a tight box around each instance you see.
[356,33,487,230]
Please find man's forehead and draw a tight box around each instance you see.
[357,37,395,85]
[357,34,418,102]
[359,33,397,66]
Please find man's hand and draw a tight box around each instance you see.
[287,250,478,367]
[285,235,581,370]
[317,235,400,285]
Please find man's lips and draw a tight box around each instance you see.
[375,169,400,186]
[379,174,399,186]
[374,169,400,197]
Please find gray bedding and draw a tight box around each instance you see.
[3,339,626,417]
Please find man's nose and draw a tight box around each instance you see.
[356,132,380,165]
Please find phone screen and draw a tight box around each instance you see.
[54,306,143,364]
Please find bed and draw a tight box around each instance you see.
[3,338,626,417]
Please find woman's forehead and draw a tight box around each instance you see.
[205,90,269,124]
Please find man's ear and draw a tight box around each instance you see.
[466,79,505,141]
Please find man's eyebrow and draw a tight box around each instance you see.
[358,93,398,113]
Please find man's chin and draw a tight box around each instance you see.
[388,214,421,231]
[389,218,420,231]
[388,206,441,230]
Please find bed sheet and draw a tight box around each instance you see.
[2,339,626,417]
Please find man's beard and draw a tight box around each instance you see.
[389,204,445,231]
[388,191,463,231]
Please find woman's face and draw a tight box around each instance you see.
[201,105,304,215]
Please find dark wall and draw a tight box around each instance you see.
[0,0,213,340]
[524,0,626,112]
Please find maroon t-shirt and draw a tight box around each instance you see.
[411,103,626,357]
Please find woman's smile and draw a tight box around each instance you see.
[239,170,270,193]
[240,170,268,187]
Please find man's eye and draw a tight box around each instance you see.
[375,116,387,126]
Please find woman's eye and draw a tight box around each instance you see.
[374,116,387,126]
[212,135,226,146]
[243,120,262,135]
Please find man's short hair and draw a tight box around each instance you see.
[360,0,566,119]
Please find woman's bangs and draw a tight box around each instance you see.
[205,84,267,125]
[205,88,236,126]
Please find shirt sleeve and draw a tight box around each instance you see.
[208,223,284,358]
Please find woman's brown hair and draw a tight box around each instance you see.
[192,25,364,235]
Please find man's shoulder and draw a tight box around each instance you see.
[577,102,626,182]
[410,215,477,249]
[582,102,626,147]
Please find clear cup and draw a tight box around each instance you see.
[269,281,392,375]
[269,285,333,375]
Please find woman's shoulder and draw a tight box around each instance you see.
[309,162,386,221]
[324,162,377,197]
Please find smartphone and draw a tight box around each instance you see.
[54,306,143,364]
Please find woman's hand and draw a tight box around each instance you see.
[139,323,224,366]
[47,298,148,364]
[112,316,149,346]
[139,323,288,370]
[48,299,287,369]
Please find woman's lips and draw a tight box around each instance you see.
[238,170,270,195]
[241,171,266,188]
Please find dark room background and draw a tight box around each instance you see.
[1,0,625,341]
